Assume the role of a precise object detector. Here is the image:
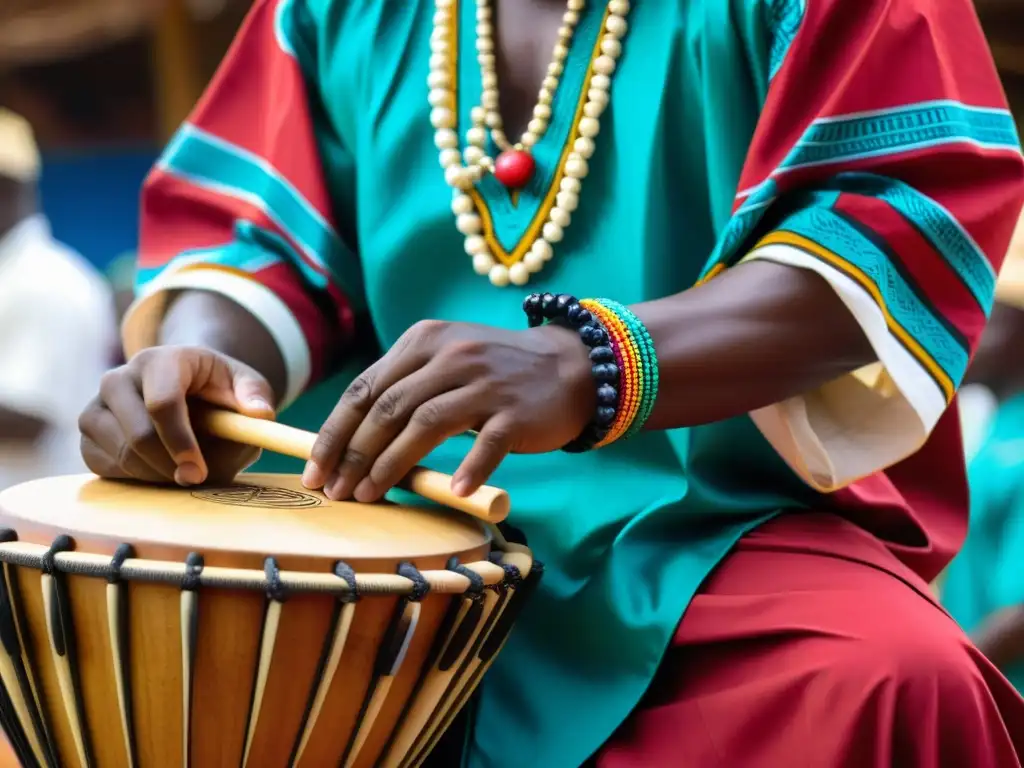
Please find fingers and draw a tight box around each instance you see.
[321,365,464,501]
[98,373,180,480]
[304,345,431,490]
[84,346,277,488]
[350,387,488,503]
[79,403,169,483]
[138,353,207,485]
[451,415,515,497]
[136,347,276,486]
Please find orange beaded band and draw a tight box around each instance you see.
[580,300,642,447]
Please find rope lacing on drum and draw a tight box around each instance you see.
[107,544,134,584]
[446,557,485,599]
[487,551,522,590]
[333,561,359,603]
[398,562,429,601]
[264,557,289,603]
[41,536,73,576]
[181,553,204,591]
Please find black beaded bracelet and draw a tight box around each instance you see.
[523,292,620,453]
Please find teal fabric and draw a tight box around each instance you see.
[944,394,1024,693]
[250,1,824,764]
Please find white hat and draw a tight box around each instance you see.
[996,207,1024,312]
[0,108,40,183]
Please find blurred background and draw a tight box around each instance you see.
[1,0,1024,695]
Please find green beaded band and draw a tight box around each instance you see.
[593,298,660,439]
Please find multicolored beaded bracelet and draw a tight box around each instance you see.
[523,292,659,452]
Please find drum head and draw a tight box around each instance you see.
[0,474,491,567]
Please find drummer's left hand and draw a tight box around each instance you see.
[302,320,595,501]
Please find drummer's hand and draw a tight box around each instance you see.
[302,320,594,502]
[79,346,276,486]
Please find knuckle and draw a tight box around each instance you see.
[411,318,447,338]
[341,448,370,470]
[440,340,489,376]
[77,404,99,437]
[98,368,126,400]
[446,339,487,359]
[125,423,160,455]
[412,400,447,431]
[144,395,179,420]
[370,389,405,425]
[310,428,341,465]
[129,346,159,369]
[343,375,375,407]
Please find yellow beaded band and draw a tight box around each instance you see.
[580,300,640,447]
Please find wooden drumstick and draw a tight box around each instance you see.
[193,408,510,524]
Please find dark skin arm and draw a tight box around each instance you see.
[638,259,873,430]
[158,291,289,400]
[79,290,294,485]
[302,260,875,501]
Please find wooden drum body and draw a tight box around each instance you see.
[0,474,537,768]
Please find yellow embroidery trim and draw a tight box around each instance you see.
[698,262,727,284]
[755,230,955,402]
[447,2,611,267]
[176,262,253,279]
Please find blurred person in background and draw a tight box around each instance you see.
[944,213,1024,692]
[0,108,116,490]
[77,1,1024,766]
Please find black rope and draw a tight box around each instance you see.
[181,553,204,592]
[487,552,523,590]
[398,562,429,602]
[264,557,288,603]
[333,561,359,603]
[40,536,72,576]
[107,544,134,584]
[446,558,484,595]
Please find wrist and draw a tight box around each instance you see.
[523,293,659,451]
[528,322,597,429]
[160,290,289,405]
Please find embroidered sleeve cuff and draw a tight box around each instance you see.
[741,243,945,492]
[122,265,312,410]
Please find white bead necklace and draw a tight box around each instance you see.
[429,0,630,287]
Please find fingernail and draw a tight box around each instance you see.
[175,462,204,486]
[324,472,347,501]
[451,477,470,497]
[353,478,376,503]
[302,461,324,489]
[247,397,273,414]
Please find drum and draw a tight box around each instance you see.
[0,473,538,768]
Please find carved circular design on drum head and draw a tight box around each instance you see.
[191,485,323,509]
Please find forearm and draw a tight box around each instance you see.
[973,606,1024,669]
[633,260,875,431]
[158,290,290,407]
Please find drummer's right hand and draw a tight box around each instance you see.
[79,346,276,486]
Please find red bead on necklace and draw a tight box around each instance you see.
[494,149,536,189]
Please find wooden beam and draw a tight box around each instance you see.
[151,0,202,141]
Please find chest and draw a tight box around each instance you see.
[313,0,765,337]
[490,0,571,137]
